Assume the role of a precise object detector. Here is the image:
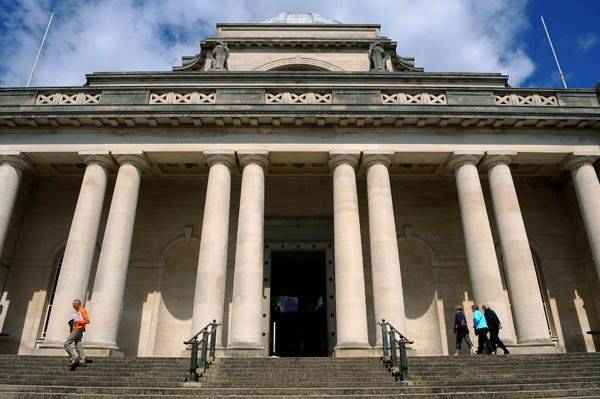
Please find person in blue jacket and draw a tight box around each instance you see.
[471,304,492,355]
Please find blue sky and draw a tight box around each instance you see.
[0,0,598,88]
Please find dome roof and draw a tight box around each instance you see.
[258,13,341,24]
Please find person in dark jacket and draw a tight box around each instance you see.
[482,304,510,355]
[453,305,476,356]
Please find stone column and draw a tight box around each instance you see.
[0,156,28,254]
[329,154,371,356]
[227,154,268,356]
[364,154,406,344]
[191,154,236,346]
[42,155,113,347]
[85,154,147,353]
[449,155,515,341]
[565,156,600,282]
[482,155,551,344]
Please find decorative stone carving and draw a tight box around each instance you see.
[495,93,558,106]
[266,91,331,104]
[381,92,447,105]
[149,92,216,104]
[36,92,101,105]
[209,42,230,71]
[368,42,386,71]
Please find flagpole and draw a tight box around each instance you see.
[540,16,567,89]
[27,11,54,87]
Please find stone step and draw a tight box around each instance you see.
[0,389,599,399]
[2,381,599,396]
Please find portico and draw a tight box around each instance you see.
[0,13,599,358]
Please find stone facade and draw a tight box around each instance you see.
[0,15,599,357]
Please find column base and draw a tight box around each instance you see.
[506,339,562,354]
[224,342,265,358]
[333,342,375,357]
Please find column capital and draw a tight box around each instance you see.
[82,154,116,170]
[479,154,512,172]
[238,153,269,170]
[114,154,149,171]
[447,154,481,172]
[206,153,237,170]
[362,153,393,170]
[328,153,360,170]
[563,155,598,172]
[0,154,33,171]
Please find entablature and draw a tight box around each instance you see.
[0,85,598,131]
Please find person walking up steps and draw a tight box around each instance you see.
[453,305,476,356]
[64,299,90,371]
[471,304,492,355]
[482,304,510,355]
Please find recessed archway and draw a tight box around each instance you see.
[255,57,343,72]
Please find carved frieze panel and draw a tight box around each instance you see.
[35,92,101,105]
[495,93,558,106]
[266,92,332,104]
[149,92,216,104]
[381,92,447,105]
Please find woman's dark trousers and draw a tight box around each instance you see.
[455,329,473,351]
[475,328,492,354]
[489,327,509,354]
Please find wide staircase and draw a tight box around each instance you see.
[0,353,599,398]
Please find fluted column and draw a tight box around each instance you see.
[86,154,147,352]
[565,155,600,281]
[0,156,28,254]
[191,154,236,346]
[228,154,268,355]
[42,155,113,346]
[329,154,370,355]
[364,154,406,344]
[449,155,515,341]
[482,155,551,344]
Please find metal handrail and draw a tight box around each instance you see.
[183,320,220,382]
[378,319,413,381]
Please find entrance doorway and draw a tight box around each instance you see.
[269,250,328,356]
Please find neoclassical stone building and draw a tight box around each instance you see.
[0,13,599,357]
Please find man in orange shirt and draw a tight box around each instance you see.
[64,299,90,370]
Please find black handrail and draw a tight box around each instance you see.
[183,320,220,382]
[378,319,413,381]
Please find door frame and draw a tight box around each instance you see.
[263,242,335,356]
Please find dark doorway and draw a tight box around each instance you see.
[270,250,328,357]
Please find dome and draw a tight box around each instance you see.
[258,13,341,24]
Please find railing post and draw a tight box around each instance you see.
[186,336,199,382]
[399,336,409,381]
[209,319,217,361]
[200,329,209,372]
[389,329,397,370]
[380,319,390,358]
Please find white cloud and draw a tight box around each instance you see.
[0,0,535,87]
[576,32,597,53]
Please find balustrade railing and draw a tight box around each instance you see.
[378,319,413,381]
[183,320,219,382]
